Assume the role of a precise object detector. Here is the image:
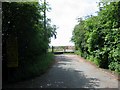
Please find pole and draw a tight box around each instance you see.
[44,0,46,35]
[44,0,47,53]
[52,46,54,53]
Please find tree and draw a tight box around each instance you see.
[71,1,120,73]
[2,2,57,82]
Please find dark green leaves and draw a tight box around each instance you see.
[72,2,120,73]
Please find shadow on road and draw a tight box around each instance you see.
[43,68,100,88]
[40,57,100,88]
[4,55,100,88]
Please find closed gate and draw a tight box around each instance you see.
[50,46,75,54]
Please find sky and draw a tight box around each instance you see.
[47,0,100,46]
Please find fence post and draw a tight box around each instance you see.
[52,46,54,53]
[63,46,66,53]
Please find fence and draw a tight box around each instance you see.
[49,46,75,54]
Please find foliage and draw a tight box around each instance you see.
[71,2,120,74]
[2,2,56,83]
[8,53,54,82]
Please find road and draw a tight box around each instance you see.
[4,54,119,88]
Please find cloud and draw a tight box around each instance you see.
[47,0,99,46]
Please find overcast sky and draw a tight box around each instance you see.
[47,0,100,46]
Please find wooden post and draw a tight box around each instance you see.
[64,46,66,53]
[44,0,46,31]
[52,46,54,53]
[44,0,47,53]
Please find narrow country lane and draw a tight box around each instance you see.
[4,54,119,88]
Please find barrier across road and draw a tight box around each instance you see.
[49,46,75,54]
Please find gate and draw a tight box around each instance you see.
[50,46,75,54]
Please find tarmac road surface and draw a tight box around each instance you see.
[4,54,120,89]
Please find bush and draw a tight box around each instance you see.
[2,2,57,83]
[8,53,54,82]
[71,2,120,74]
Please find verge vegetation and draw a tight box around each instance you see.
[71,1,120,74]
[2,2,56,83]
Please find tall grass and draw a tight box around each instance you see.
[7,52,54,83]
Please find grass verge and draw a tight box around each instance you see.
[74,51,120,76]
[6,52,55,83]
